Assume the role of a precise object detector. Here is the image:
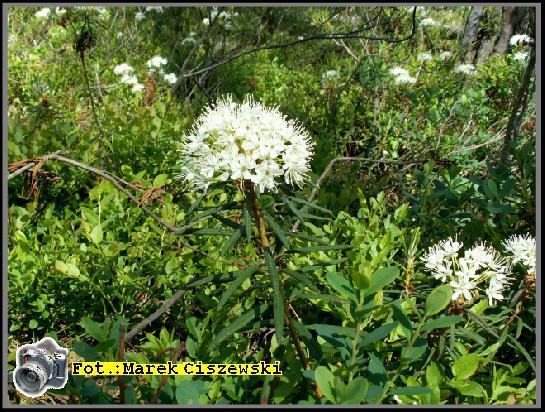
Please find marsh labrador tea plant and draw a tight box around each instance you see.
[7,5,536,405]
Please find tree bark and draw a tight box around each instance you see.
[460,6,485,63]
[493,7,522,54]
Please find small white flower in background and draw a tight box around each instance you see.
[117,31,123,39]
[509,34,532,46]
[439,51,452,60]
[131,83,145,93]
[454,63,476,75]
[35,8,50,19]
[390,67,417,84]
[55,7,66,16]
[163,73,177,85]
[421,238,512,305]
[513,51,529,61]
[202,17,210,26]
[96,7,108,16]
[298,36,304,41]
[503,234,536,274]
[145,6,164,13]
[113,63,134,76]
[135,12,146,22]
[418,52,433,62]
[121,74,138,85]
[146,55,168,72]
[421,18,440,27]
[321,70,340,88]
[178,95,314,193]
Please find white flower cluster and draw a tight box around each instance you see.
[113,63,144,93]
[147,56,168,72]
[422,237,512,305]
[418,52,433,63]
[513,51,528,61]
[35,8,51,19]
[145,6,164,13]
[178,95,314,193]
[420,18,440,27]
[502,234,536,274]
[454,63,476,75]
[509,34,532,47]
[439,51,452,60]
[135,12,146,22]
[321,70,340,88]
[389,67,417,84]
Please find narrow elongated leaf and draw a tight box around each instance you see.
[210,304,268,348]
[425,285,453,316]
[291,318,323,361]
[186,202,240,223]
[300,213,333,222]
[263,212,290,247]
[289,196,334,215]
[220,228,242,255]
[422,315,463,332]
[213,213,243,230]
[216,265,259,311]
[189,228,235,236]
[243,207,252,243]
[286,231,329,245]
[361,322,399,347]
[187,189,209,215]
[293,292,349,304]
[283,196,306,224]
[265,249,285,343]
[288,244,351,253]
[282,269,320,292]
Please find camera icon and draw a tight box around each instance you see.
[13,337,69,398]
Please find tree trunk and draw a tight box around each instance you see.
[460,6,485,63]
[493,7,521,54]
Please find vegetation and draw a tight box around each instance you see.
[7,5,536,405]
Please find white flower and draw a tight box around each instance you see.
[298,36,304,41]
[454,63,476,75]
[486,276,508,306]
[113,63,134,76]
[321,70,339,87]
[135,12,146,22]
[439,51,452,60]
[503,234,536,273]
[147,55,168,71]
[55,7,66,16]
[121,74,138,85]
[513,51,528,61]
[440,237,463,259]
[202,17,210,26]
[145,6,164,13]
[394,73,417,84]
[163,73,177,84]
[131,83,145,93]
[35,8,50,19]
[450,275,477,301]
[117,31,123,39]
[418,52,433,62]
[421,18,440,27]
[178,95,314,193]
[509,34,531,46]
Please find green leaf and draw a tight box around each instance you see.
[361,322,399,347]
[73,342,99,361]
[288,244,351,253]
[339,377,368,404]
[452,353,480,379]
[289,196,333,215]
[325,272,357,302]
[426,361,443,387]
[29,319,38,329]
[152,174,168,187]
[389,386,432,396]
[425,285,453,316]
[487,202,517,214]
[401,338,428,363]
[216,266,259,311]
[265,249,285,343]
[286,231,329,245]
[422,315,463,332]
[263,213,290,247]
[80,317,108,342]
[282,269,320,292]
[175,380,202,405]
[468,299,488,316]
[315,366,336,403]
[448,380,484,397]
[482,179,498,199]
[283,196,306,224]
[243,207,252,243]
[363,266,400,295]
[90,224,103,245]
[220,229,242,256]
[210,304,268,349]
